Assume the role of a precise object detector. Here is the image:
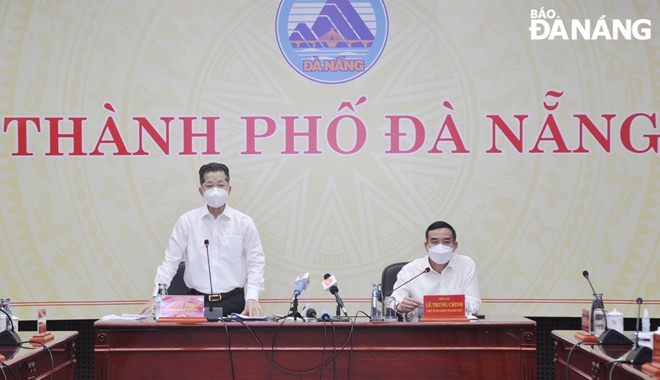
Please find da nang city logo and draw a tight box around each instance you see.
[276,0,388,84]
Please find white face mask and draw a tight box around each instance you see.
[428,244,453,265]
[204,188,228,208]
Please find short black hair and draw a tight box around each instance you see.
[425,221,457,242]
[198,163,230,186]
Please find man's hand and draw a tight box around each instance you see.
[395,296,421,313]
[138,297,156,316]
[242,299,262,317]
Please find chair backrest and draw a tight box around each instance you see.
[381,262,409,297]
[167,262,189,295]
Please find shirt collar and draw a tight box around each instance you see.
[426,254,456,273]
[200,204,232,220]
[446,254,456,268]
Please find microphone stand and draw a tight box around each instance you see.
[204,240,223,321]
[287,294,304,321]
[332,291,349,320]
[626,297,652,364]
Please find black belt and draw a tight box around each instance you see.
[190,287,243,303]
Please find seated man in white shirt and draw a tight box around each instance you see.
[392,221,481,318]
[139,162,266,317]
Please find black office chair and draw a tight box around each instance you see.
[167,262,189,295]
[381,261,409,297]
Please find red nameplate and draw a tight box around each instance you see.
[642,362,660,377]
[157,295,205,323]
[419,294,469,322]
[644,331,660,376]
[574,308,600,342]
[30,332,54,344]
[581,308,591,334]
[574,330,598,343]
[654,332,660,363]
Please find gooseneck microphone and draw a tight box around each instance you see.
[203,239,222,321]
[580,270,633,345]
[322,273,348,317]
[626,297,653,364]
[384,267,431,298]
[205,239,212,294]
[635,298,643,346]
[582,270,599,299]
[582,270,606,332]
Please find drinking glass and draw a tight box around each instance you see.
[383,296,398,322]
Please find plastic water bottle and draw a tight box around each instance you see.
[590,293,604,334]
[0,298,10,331]
[642,309,651,332]
[370,283,383,321]
[2,298,11,317]
[154,283,168,321]
[593,308,606,336]
[5,298,12,331]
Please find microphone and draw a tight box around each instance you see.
[321,274,338,292]
[293,273,310,297]
[384,267,430,297]
[301,303,317,321]
[318,309,332,321]
[322,273,348,317]
[203,239,222,321]
[626,297,652,364]
[287,274,309,321]
[305,307,317,319]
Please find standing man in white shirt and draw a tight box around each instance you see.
[139,162,266,317]
[392,221,481,317]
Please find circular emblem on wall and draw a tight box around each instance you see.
[276,0,389,84]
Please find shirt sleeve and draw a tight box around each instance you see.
[243,218,265,301]
[152,214,189,296]
[391,265,413,304]
[462,257,482,313]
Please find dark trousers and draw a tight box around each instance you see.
[189,288,245,316]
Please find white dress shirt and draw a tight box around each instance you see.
[391,254,481,313]
[153,205,265,300]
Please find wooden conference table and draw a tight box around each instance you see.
[552,330,656,380]
[0,331,78,380]
[94,315,536,379]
